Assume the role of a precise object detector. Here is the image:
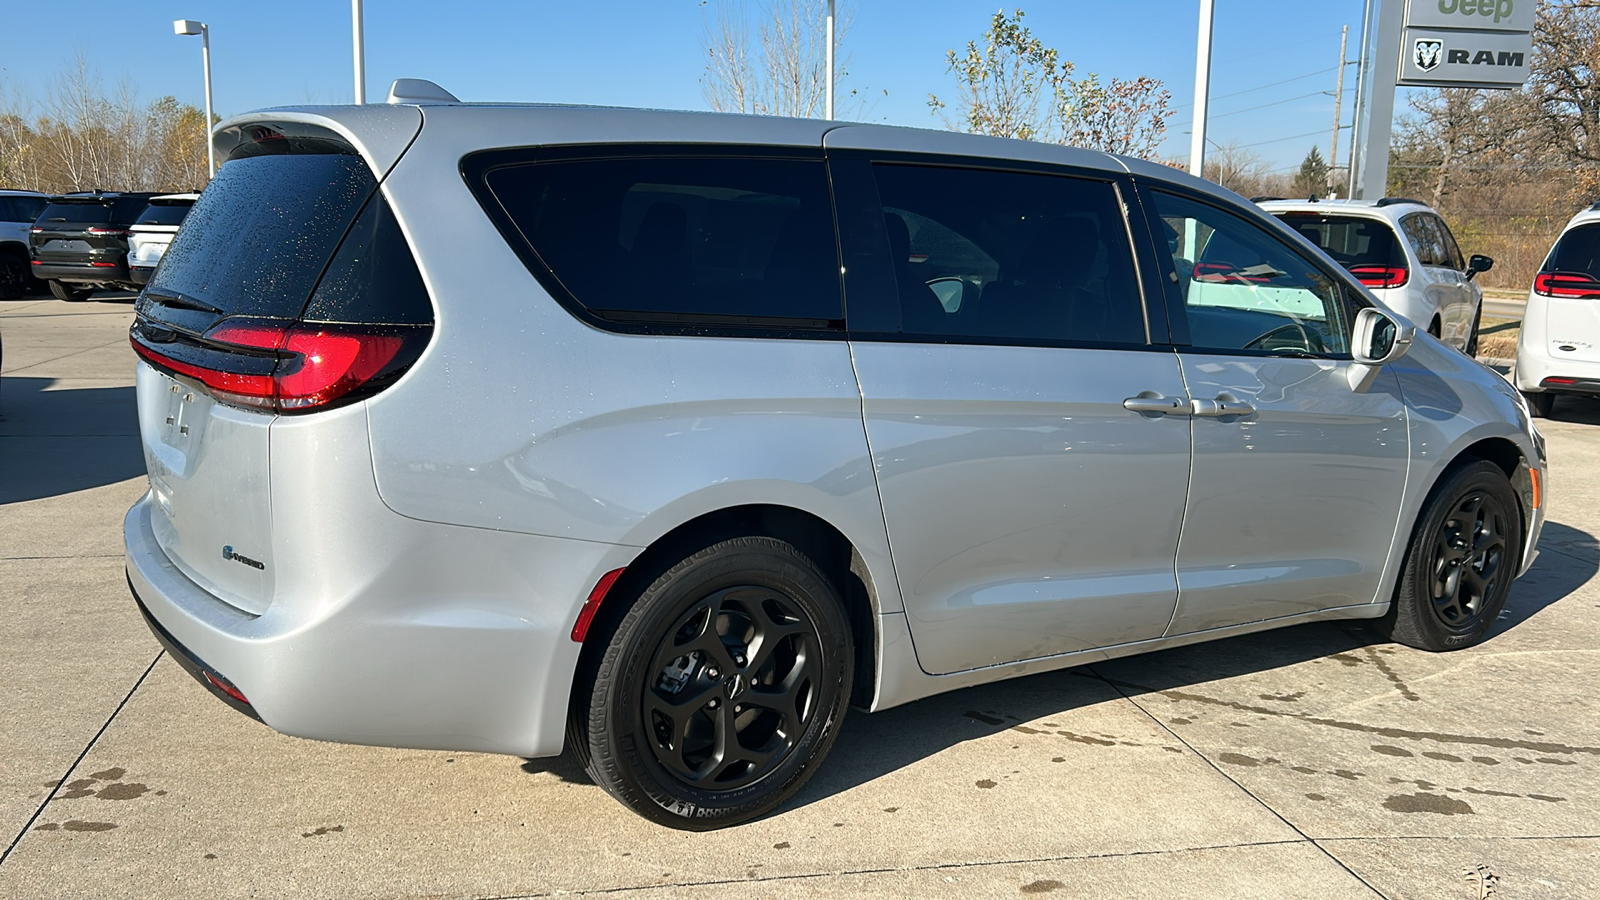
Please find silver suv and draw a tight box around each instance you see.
[1259,198,1493,354]
[126,83,1546,830]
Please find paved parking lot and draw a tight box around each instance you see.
[3,294,1598,899]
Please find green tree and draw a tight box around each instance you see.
[1290,146,1330,198]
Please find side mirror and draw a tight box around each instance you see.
[1466,254,1494,281]
[1347,307,1413,392]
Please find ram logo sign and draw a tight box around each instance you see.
[1414,39,1444,72]
[1397,27,1531,88]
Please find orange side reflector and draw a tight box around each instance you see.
[1530,468,1542,510]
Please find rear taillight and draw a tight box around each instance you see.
[1347,265,1409,289]
[30,227,43,233]
[86,227,129,236]
[130,320,424,413]
[1533,271,1600,298]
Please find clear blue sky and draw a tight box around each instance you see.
[1,1,1419,175]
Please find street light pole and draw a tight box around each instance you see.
[352,0,366,104]
[824,0,835,120]
[173,19,215,177]
[1189,0,1214,178]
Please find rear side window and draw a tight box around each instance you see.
[135,203,192,227]
[474,153,841,328]
[868,164,1147,345]
[14,196,47,222]
[1401,214,1447,267]
[1275,214,1402,268]
[151,153,376,320]
[1547,223,1600,275]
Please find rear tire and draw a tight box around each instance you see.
[1523,390,1555,419]
[1382,460,1522,652]
[574,535,852,830]
[48,280,94,302]
[0,252,28,300]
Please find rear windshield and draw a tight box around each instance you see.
[1274,213,1403,268]
[134,203,192,227]
[38,201,118,225]
[1546,223,1600,275]
[149,153,376,319]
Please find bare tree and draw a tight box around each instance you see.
[930,9,1174,159]
[1528,0,1600,167]
[701,0,855,118]
[1202,142,1284,198]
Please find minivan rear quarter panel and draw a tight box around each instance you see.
[362,107,904,613]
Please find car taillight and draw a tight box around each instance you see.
[30,227,43,233]
[1533,271,1600,298]
[86,227,129,236]
[1347,265,1409,288]
[130,320,423,413]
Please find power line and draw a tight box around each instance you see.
[1231,128,1327,150]
[1172,65,1340,112]
[1210,90,1330,121]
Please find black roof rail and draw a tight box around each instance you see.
[1588,200,1600,211]
[1375,197,1429,208]
[1250,196,1285,203]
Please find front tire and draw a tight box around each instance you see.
[574,536,853,830]
[48,280,95,302]
[1383,460,1522,652]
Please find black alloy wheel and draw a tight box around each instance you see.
[1425,491,1508,632]
[1383,460,1522,651]
[573,535,852,830]
[643,586,820,790]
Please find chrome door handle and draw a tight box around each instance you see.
[1191,395,1256,418]
[1123,393,1192,416]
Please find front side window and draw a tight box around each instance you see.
[479,155,840,327]
[1153,191,1350,356]
[869,163,1147,345]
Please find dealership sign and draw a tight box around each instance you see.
[1398,0,1532,88]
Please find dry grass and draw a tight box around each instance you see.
[1476,316,1520,360]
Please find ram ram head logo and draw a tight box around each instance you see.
[1414,39,1444,72]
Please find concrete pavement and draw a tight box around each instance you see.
[3,293,1598,899]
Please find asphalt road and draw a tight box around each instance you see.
[3,293,1599,899]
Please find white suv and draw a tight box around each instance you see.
[0,189,50,299]
[127,193,200,286]
[1259,198,1493,354]
[1515,203,1600,417]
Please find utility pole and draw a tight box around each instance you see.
[824,0,835,120]
[1330,25,1348,196]
[352,0,366,104]
[1189,0,1215,178]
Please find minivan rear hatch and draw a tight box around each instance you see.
[1536,222,1600,364]
[129,114,431,614]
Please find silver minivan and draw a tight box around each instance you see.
[125,83,1547,830]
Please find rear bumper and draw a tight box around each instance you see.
[123,491,635,758]
[1515,347,1600,393]
[32,261,128,284]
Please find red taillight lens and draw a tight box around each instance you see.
[1533,271,1600,298]
[131,321,414,413]
[1347,265,1409,288]
[90,261,117,267]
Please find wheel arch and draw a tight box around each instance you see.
[1433,435,1534,547]
[574,503,882,717]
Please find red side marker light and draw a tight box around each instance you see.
[572,568,627,643]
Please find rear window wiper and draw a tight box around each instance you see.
[144,288,223,315]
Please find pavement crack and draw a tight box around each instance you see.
[1363,646,1421,702]
[1103,677,1600,757]
[0,651,163,867]
[463,838,1329,899]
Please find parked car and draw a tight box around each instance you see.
[29,190,161,300]
[125,85,1547,831]
[127,193,200,286]
[0,189,50,299]
[1258,198,1492,355]
[1515,202,1600,417]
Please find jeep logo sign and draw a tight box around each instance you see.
[1397,27,1531,88]
[1404,0,1534,34]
